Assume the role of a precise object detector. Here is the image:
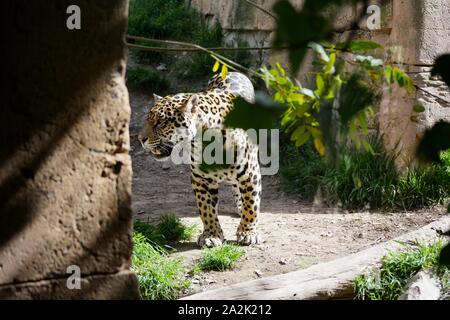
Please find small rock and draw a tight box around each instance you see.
[320,231,333,237]
[254,269,263,278]
[156,63,167,71]
[279,258,289,265]
[191,279,200,284]
[205,279,216,284]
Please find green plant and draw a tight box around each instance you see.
[134,219,166,245]
[157,213,197,242]
[197,244,245,271]
[354,242,449,300]
[128,0,201,63]
[126,66,169,92]
[280,136,450,210]
[176,21,223,79]
[133,214,196,245]
[218,40,414,160]
[396,163,450,210]
[128,0,193,40]
[132,231,190,300]
[279,138,328,199]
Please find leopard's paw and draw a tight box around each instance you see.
[236,230,260,246]
[197,232,224,248]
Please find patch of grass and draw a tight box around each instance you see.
[128,0,198,63]
[126,66,169,92]
[197,244,245,271]
[128,0,254,80]
[157,213,197,242]
[133,214,196,245]
[280,139,329,199]
[134,219,166,245]
[132,231,190,300]
[128,0,193,40]
[395,163,450,210]
[354,242,449,300]
[280,135,450,211]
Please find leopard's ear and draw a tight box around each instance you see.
[181,94,198,114]
[153,93,163,102]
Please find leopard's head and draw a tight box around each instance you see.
[139,93,199,161]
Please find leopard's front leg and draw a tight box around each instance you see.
[191,171,224,247]
[235,161,261,246]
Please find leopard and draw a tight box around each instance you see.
[138,72,261,247]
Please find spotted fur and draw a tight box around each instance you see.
[139,72,261,247]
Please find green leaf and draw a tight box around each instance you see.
[324,52,336,74]
[280,109,294,127]
[413,105,425,113]
[291,126,306,141]
[308,42,329,63]
[315,73,325,96]
[224,92,287,131]
[293,103,310,116]
[356,55,383,67]
[353,174,362,188]
[384,65,394,84]
[287,93,306,105]
[294,130,310,147]
[392,67,415,93]
[349,119,362,149]
[306,125,322,138]
[276,62,286,77]
[362,139,375,155]
[357,112,369,135]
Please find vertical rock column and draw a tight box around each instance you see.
[380,0,450,167]
[0,0,140,298]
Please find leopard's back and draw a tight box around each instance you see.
[207,72,255,104]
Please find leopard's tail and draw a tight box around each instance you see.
[206,72,255,104]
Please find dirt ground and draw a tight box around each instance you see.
[129,84,446,297]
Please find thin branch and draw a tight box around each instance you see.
[244,0,277,19]
[127,43,276,52]
[415,85,450,105]
[126,35,261,77]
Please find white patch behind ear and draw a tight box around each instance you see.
[153,93,163,102]
[184,94,198,113]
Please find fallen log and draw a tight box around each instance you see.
[181,215,450,300]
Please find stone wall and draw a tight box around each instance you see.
[379,0,450,166]
[0,0,139,299]
[190,0,450,167]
